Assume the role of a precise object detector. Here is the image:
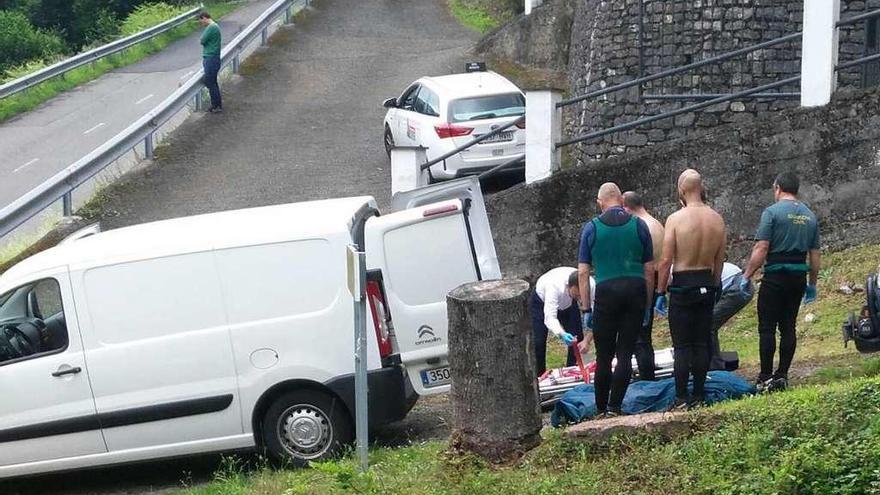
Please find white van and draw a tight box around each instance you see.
[0,179,500,478]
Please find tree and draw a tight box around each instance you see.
[0,10,65,72]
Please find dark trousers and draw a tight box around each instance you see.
[203,55,222,109]
[669,270,715,400]
[635,292,658,380]
[593,278,646,412]
[710,273,753,370]
[530,291,583,376]
[757,271,807,378]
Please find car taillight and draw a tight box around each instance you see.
[435,123,474,139]
[515,118,525,129]
[366,280,393,358]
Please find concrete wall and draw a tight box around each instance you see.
[486,87,880,281]
[476,0,575,73]
[566,0,880,161]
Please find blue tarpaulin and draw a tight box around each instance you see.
[551,371,756,427]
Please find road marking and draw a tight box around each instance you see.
[180,70,195,81]
[83,122,106,135]
[135,94,154,105]
[13,158,39,173]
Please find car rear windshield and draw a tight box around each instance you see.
[449,93,525,123]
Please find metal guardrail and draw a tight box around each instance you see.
[0,0,309,239]
[0,6,203,100]
[419,115,525,172]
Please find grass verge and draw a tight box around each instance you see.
[0,1,242,123]
[177,373,880,495]
[448,0,516,34]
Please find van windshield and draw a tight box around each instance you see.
[448,93,525,123]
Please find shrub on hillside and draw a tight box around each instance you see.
[120,2,190,37]
[0,10,65,72]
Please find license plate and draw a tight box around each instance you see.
[420,367,451,388]
[476,131,514,144]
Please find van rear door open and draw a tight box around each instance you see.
[365,198,491,395]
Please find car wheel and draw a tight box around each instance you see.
[384,125,395,157]
[261,390,353,466]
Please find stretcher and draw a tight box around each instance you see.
[539,348,739,408]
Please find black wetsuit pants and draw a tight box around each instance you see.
[669,270,715,400]
[593,278,646,412]
[757,271,807,379]
[635,291,658,380]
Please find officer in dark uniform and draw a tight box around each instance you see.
[742,171,821,391]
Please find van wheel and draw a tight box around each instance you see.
[262,390,353,466]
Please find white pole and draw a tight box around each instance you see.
[800,0,841,107]
[390,147,429,195]
[347,246,368,472]
[525,90,561,184]
[524,0,543,15]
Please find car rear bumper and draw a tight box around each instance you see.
[324,365,418,427]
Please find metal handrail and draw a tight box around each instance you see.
[837,9,880,27]
[419,115,525,171]
[556,32,802,109]
[476,154,525,181]
[0,0,308,239]
[556,75,802,148]
[642,92,800,101]
[837,51,880,71]
[0,6,203,100]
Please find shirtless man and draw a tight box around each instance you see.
[655,170,727,409]
[623,191,664,380]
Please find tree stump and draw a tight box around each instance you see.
[447,279,542,463]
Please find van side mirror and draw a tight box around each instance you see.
[383,98,398,109]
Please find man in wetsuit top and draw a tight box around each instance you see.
[623,191,664,380]
[578,183,654,417]
[656,169,727,409]
[742,171,820,392]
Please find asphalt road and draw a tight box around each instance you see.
[93,0,478,229]
[0,0,276,211]
[0,1,477,493]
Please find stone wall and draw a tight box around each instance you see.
[566,0,880,161]
[486,87,880,282]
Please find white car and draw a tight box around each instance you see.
[0,180,500,478]
[383,71,526,181]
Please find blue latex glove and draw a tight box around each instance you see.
[558,332,577,347]
[643,308,652,327]
[803,284,817,304]
[581,311,593,331]
[654,294,668,317]
[739,277,753,297]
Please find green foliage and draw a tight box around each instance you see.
[120,2,188,36]
[0,10,64,72]
[449,0,522,34]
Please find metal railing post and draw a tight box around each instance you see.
[391,147,430,195]
[801,0,841,107]
[232,53,240,74]
[62,193,73,217]
[261,28,268,45]
[144,133,154,159]
[525,90,561,184]
[524,0,542,15]
[285,6,292,24]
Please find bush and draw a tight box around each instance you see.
[120,2,190,37]
[0,10,65,73]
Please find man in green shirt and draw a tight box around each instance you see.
[199,12,223,113]
[743,171,821,391]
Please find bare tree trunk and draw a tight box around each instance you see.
[447,279,542,463]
